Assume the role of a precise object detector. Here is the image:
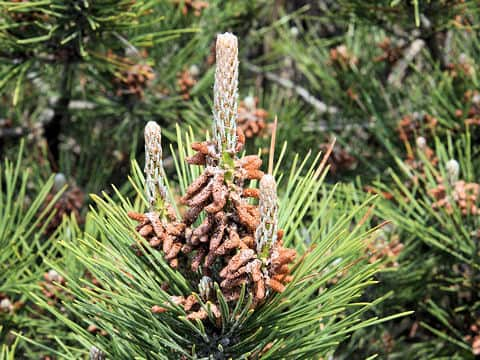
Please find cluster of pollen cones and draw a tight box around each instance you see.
[127,33,297,323]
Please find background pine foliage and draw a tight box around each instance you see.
[0,143,68,357]
[1,0,480,359]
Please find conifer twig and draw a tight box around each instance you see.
[244,62,338,114]
[45,62,75,167]
[387,39,425,87]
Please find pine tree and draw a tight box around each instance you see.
[356,132,480,358]
[244,1,480,179]
[0,1,259,192]
[28,32,406,359]
[232,2,480,358]
[0,143,69,358]
[2,2,480,358]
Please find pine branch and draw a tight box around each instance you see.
[26,31,400,360]
[387,39,425,87]
[244,62,338,114]
[44,62,75,167]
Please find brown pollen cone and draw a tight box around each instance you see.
[237,97,268,139]
[40,180,84,236]
[132,34,298,323]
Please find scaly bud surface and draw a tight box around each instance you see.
[213,33,238,155]
[144,121,167,211]
[255,174,278,255]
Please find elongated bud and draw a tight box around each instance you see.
[89,346,105,360]
[144,121,167,211]
[0,298,12,312]
[243,95,256,111]
[255,175,278,254]
[446,159,460,184]
[46,269,61,282]
[53,173,67,192]
[199,276,213,301]
[416,136,426,149]
[213,33,238,154]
